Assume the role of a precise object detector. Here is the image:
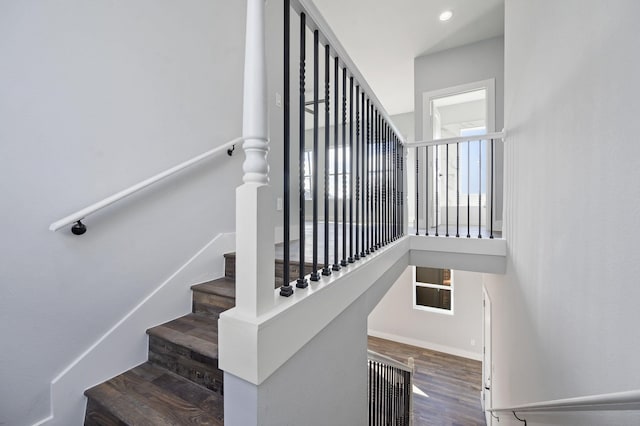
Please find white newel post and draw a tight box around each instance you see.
[235,0,275,317]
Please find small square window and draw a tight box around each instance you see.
[413,266,454,314]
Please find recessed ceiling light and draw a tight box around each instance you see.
[439,10,453,21]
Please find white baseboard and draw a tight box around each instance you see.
[36,232,236,426]
[367,329,483,361]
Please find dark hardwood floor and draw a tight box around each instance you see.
[368,336,486,426]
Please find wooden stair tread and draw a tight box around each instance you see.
[85,362,223,426]
[191,278,235,299]
[147,314,218,359]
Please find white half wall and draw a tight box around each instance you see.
[484,0,640,424]
[220,239,410,425]
[224,293,369,426]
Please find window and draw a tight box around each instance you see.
[413,266,453,314]
[302,148,350,199]
[459,126,487,198]
[328,147,350,199]
[303,151,313,200]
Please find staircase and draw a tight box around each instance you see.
[83,253,311,425]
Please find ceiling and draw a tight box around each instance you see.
[312,0,504,115]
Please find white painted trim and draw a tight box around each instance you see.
[408,131,505,148]
[482,285,494,424]
[421,79,496,141]
[367,330,483,361]
[219,237,411,385]
[409,234,506,256]
[367,350,413,373]
[37,232,236,425]
[412,266,455,315]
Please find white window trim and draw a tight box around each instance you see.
[412,266,455,315]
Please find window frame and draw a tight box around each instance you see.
[412,266,455,315]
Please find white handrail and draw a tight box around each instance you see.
[406,131,506,148]
[49,136,258,232]
[291,0,405,144]
[367,350,414,373]
[488,389,640,413]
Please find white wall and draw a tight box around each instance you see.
[225,294,368,426]
[369,267,483,360]
[0,2,246,425]
[484,0,640,424]
[414,36,504,224]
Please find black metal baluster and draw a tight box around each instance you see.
[309,30,320,282]
[456,142,460,238]
[446,143,449,237]
[435,145,439,237]
[392,135,395,241]
[385,124,393,244]
[490,138,494,239]
[377,114,381,249]
[332,57,340,271]
[348,76,355,263]
[379,116,383,247]
[375,110,380,250]
[373,111,378,250]
[361,94,367,258]
[296,13,307,289]
[384,124,388,245]
[354,85,360,261]
[394,136,398,240]
[371,110,376,248]
[400,144,404,237]
[281,0,293,297]
[415,146,419,235]
[478,139,482,238]
[341,68,347,267]
[322,44,331,277]
[467,140,471,238]
[425,145,429,236]
[365,99,370,255]
[385,123,388,245]
[369,361,373,425]
[376,363,380,426]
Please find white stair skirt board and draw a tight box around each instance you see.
[34,232,236,426]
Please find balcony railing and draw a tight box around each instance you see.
[368,350,414,426]
[279,0,406,297]
[406,132,505,239]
